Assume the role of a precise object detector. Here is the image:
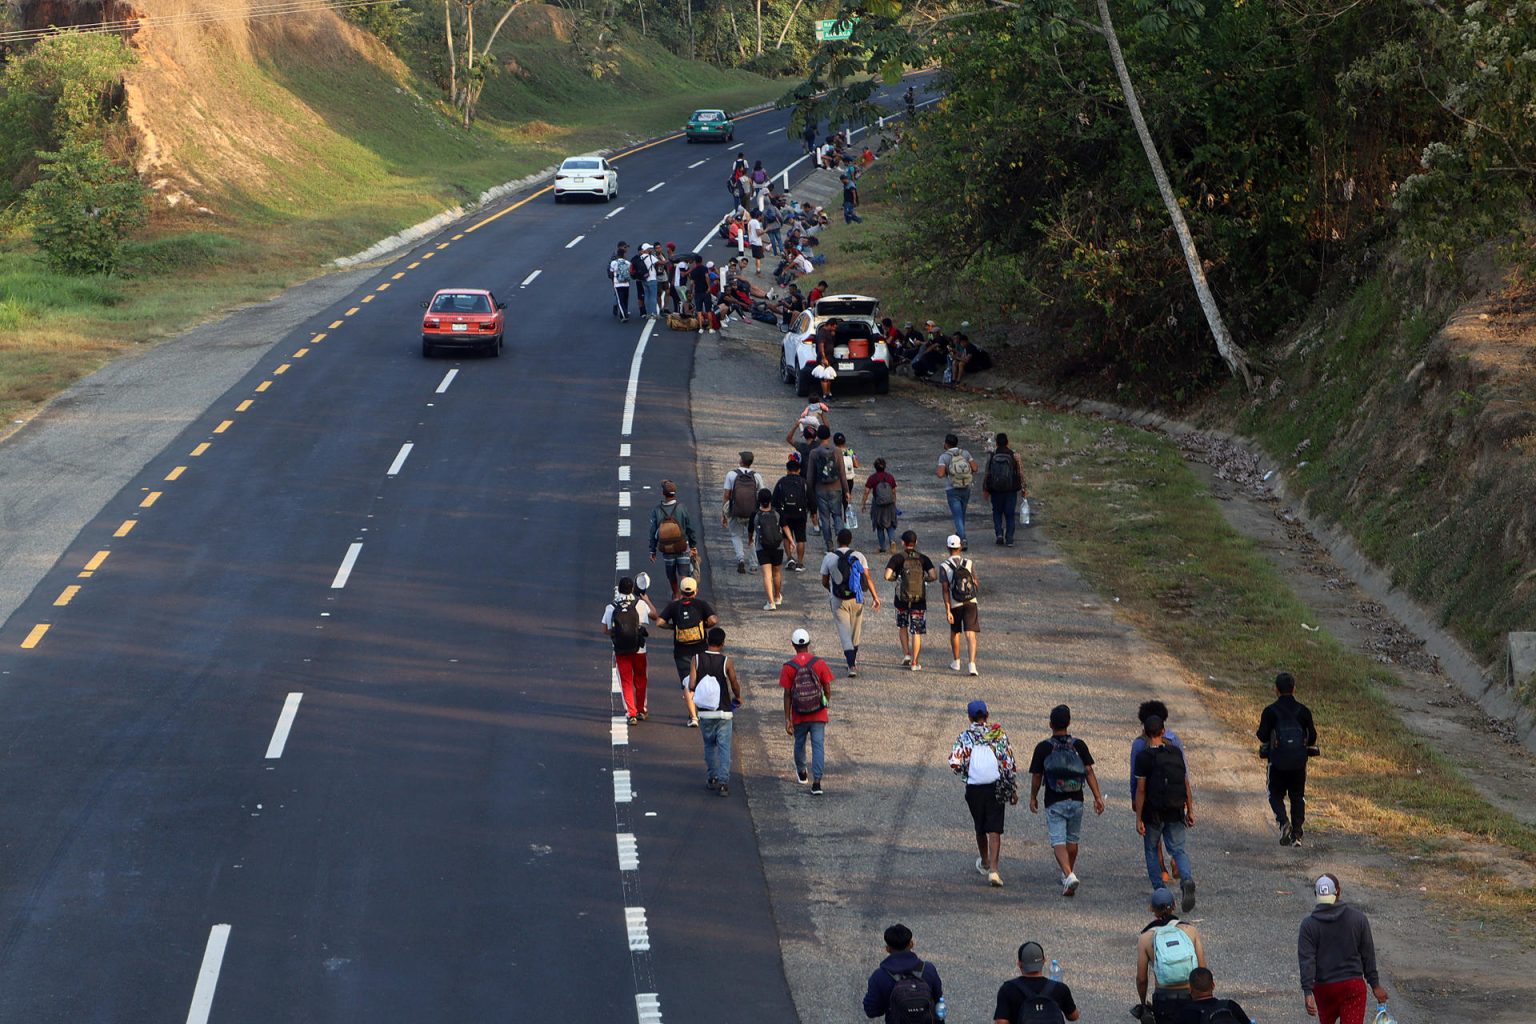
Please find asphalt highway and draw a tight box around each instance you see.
[0,78,930,1021]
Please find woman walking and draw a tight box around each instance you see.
[861,458,899,553]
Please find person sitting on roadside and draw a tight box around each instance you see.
[910,333,950,379]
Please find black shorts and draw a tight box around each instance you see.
[757,548,784,567]
[751,243,764,259]
[965,783,1006,835]
[949,603,979,633]
[781,515,808,542]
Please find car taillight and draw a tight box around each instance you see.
[556,174,568,180]
[425,318,440,327]
[479,322,495,330]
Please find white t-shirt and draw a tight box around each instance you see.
[747,219,764,245]
[640,253,659,282]
[967,741,1001,784]
[601,599,646,652]
[609,257,631,287]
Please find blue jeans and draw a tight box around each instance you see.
[875,524,896,550]
[814,488,843,550]
[843,200,862,223]
[767,227,783,254]
[945,486,970,542]
[794,720,826,780]
[643,279,659,316]
[991,490,1017,543]
[1142,818,1194,888]
[700,716,734,784]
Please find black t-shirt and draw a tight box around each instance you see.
[1028,736,1095,806]
[1175,997,1253,1024]
[993,976,1076,1022]
[688,264,710,294]
[885,551,935,609]
[660,597,715,652]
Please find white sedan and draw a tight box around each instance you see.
[553,156,618,203]
[779,294,891,396]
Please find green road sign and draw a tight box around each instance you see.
[814,18,856,42]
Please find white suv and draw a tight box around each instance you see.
[779,294,891,396]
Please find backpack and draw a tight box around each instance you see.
[1268,705,1308,770]
[755,508,783,550]
[729,471,758,519]
[985,450,1021,493]
[1143,744,1188,816]
[873,479,896,507]
[656,505,687,555]
[1151,921,1198,987]
[945,449,973,488]
[692,651,726,711]
[814,448,839,486]
[776,474,808,516]
[946,558,977,603]
[630,254,648,280]
[1042,735,1086,795]
[611,258,631,285]
[788,657,827,714]
[832,550,861,601]
[1009,978,1067,1024]
[610,597,643,655]
[673,601,706,645]
[884,962,935,1024]
[1198,1006,1242,1024]
[898,552,927,604]
[752,169,769,185]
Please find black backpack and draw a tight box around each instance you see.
[885,962,935,1024]
[630,254,647,280]
[1202,1007,1241,1024]
[814,448,839,486]
[1143,744,1188,816]
[947,558,977,603]
[984,450,1020,492]
[1268,705,1308,770]
[610,598,643,655]
[832,550,859,600]
[776,474,808,516]
[1010,978,1066,1024]
[756,508,783,550]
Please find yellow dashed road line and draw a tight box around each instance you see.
[236,400,253,412]
[345,307,360,316]
[190,443,210,457]
[256,381,272,392]
[408,261,420,269]
[375,283,389,292]
[20,624,49,649]
[82,551,110,572]
[275,364,291,375]
[392,272,405,280]
[294,348,309,359]
[165,466,186,481]
[330,320,344,329]
[55,586,80,607]
[214,420,233,434]
[114,520,136,538]
[422,252,435,260]
[141,491,161,508]
[436,243,450,250]
[361,295,374,303]
[311,332,326,343]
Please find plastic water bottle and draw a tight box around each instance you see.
[1373,1004,1397,1024]
[935,995,947,1021]
[1048,958,1063,981]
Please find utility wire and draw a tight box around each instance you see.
[0,0,406,45]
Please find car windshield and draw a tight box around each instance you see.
[431,293,492,314]
[692,111,723,122]
[562,159,602,171]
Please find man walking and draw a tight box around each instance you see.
[1298,874,1389,1024]
[936,434,977,549]
[1131,700,1184,885]
[1133,714,1197,911]
[601,576,657,725]
[939,534,981,675]
[981,432,1026,546]
[884,529,936,670]
[650,577,717,727]
[992,941,1079,1023]
[781,628,834,794]
[840,173,863,223]
[862,923,944,1021]
[1175,969,1254,1024]
[1257,670,1318,846]
[820,528,880,677]
[1134,888,1207,1024]
[1028,704,1105,897]
[649,480,699,600]
[686,627,742,796]
[949,699,1018,888]
[772,456,812,572]
[722,451,765,576]
[807,425,849,553]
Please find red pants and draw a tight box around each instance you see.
[615,652,648,718]
[1314,978,1367,1024]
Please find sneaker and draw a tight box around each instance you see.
[763,601,776,611]
[1006,540,1015,547]
[627,715,639,726]
[901,654,913,666]
[950,659,962,671]
[1180,877,1197,913]
[910,662,921,671]
[737,562,746,574]
[988,871,1004,887]
[996,536,1005,546]
[811,779,823,795]
[848,667,858,677]
[796,767,809,784]
[792,562,805,573]
[1279,822,1293,846]
[687,718,699,728]
[960,541,968,551]
[968,663,979,676]
[976,856,988,876]
[774,593,784,604]
[1063,873,1080,897]
[697,328,704,335]
[717,783,730,797]
[707,777,719,790]
[638,711,648,721]
[1292,828,1304,847]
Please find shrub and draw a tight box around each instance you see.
[24,140,146,275]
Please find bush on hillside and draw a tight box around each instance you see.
[25,140,146,276]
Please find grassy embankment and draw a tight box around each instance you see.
[0,33,782,423]
[815,170,1536,926]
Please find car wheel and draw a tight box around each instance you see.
[487,334,502,357]
[554,193,563,204]
[422,338,434,358]
[873,369,890,394]
[796,366,813,397]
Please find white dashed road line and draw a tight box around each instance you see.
[386,442,413,477]
[184,924,232,1024]
[637,993,663,1024]
[605,206,627,219]
[620,443,631,457]
[330,543,363,589]
[766,127,784,135]
[264,693,304,759]
[619,465,631,481]
[727,142,744,151]
[618,491,631,509]
[613,770,633,802]
[647,182,665,193]
[521,270,541,287]
[616,551,630,571]
[611,716,629,745]
[687,160,706,169]
[625,907,651,950]
[617,834,640,870]
[435,369,458,394]
[566,235,585,248]
[618,519,631,537]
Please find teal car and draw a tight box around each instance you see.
[685,109,735,143]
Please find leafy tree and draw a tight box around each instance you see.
[25,139,146,275]
[344,0,420,51]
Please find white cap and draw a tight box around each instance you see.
[706,261,716,269]
[946,534,963,549]
[640,243,653,251]
[791,628,811,646]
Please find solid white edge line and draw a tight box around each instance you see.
[566,235,585,248]
[605,206,627,219]
[520,269,541,287]
[264,692,304,759]
[185,924,232,1024]
[386,442,413,477]
[331,543,363,589]
[620,319,656,436]
[435,369,458,394]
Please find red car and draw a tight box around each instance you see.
[421,288,506,357]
